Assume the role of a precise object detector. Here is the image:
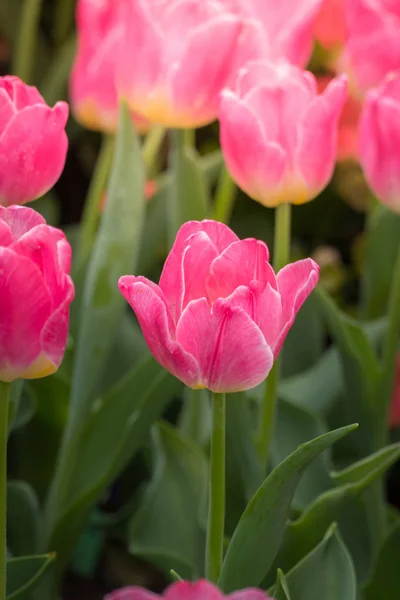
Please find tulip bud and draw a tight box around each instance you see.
[105,581,275,600]
[359,72,400,212]
[0,76,68,207]
[0,206,74,382]
[218,61,347,208]
[119,220,319,393]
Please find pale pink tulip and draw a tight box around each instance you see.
[359,71,400,211]
[105,579,274,600]
[314,0,346,51]
[0,206,74,382]
[71,0,149,133]
[218,61,347,207]
[119,220,319,393]
[0,76,68,207]
[340,0,400,95]
[116,0,268,128]
[228,0,324,67]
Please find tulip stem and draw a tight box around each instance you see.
[77,135,115,271]
[13,0,44,82]
[256,202,292,466]
[213,166,237,224]
[206,391,226,583]
[142,125,165,176]
[0,382,10,600]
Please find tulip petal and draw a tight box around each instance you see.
[0,247,51,381]
[41,279,74,370]
[207,238,275,302]
[219,90,286,206]
[0,103,69,206]
[274,258,319,355]
[0,88,15,132]
[228,590,272,600]
[0,205,45,239]
[176,297,273,392]
[180,232,219,315]
[159,220,238,321]
[0,220,13,246]
[119,277,201,388]
[164,581,224,600]
[105,588,160,600]
[296,75,347,194]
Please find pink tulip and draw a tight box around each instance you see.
[0,205,74,382]
[314,0,346,51]
[228,0,324,67]
[71,0,149,133]
[340,0,400,95]
[116,0,267,128]
[359,71,400,211]
[0,76,68,207]
[105,579,274,600]
[218,61,347,208]
[119,220,319,393]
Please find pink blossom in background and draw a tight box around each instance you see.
[314,0,346,51]
[116,0,268,128]
[0,76,68,207]
[71,0,149,133]
[228,0,324,67]
[340,0,400,95]
[105,579,274,600]
[0,206,74,382]
[218,61,347,208]
[316,75,362,161]
[359,71,400,212]
[119,220,319,393]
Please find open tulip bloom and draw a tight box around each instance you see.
[119,220,319,393]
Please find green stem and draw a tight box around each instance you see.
[54,0,75,45]
[0,382,10,600]
[378,244,400,445]
[206,392,226,583]
[213,166,237,224]
[142,125,165,177]
[13,0,44,82]
[77,135,115,271]
[184,128,195,148]
[256,202,292,465]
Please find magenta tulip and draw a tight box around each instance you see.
[119,220,319,393]
[0,76,68,207]
[218,61,347,208]
[71,0,149,133]
[359,71,400,212]
[0,206,74,382]
[116,0,267,128]
[105,579,274,600]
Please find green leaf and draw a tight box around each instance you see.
[274,570,292,600]
[47,358,182,574]
[168,130,210,244]
[9,384,36,433]
[6,554,55,598]
[218,424,357,591]
[272,399,332,510]
[281,525,357,600]
[331,443,400,487]
[364,523,400,600]
[70,101,146,426]
[7,482,40,557]
[128,422,208,579]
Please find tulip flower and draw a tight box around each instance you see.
[116,0,267,128]
[229,0,324,67]
[314,0,346,51]
[340,0,400,95]
[358,72,400,212]
[119,220,319,393]
[105,579,274,600]
[0,206,74,382]
[0,76,68,207]
[218,61,347,208]
[71,0,149,133]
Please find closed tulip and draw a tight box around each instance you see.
[218,61,347,207]
[0,206,74,382]
[119,220,319,393]
[71,0,149,133]
[105,581,274,600]
[0,76,68,207]
[359,72,400,211]
[116,0,267,128]
[340,0,400,95]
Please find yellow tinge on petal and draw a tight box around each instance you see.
[256,180,312,209]
[74,100,116,133]
[127,92,213,129]
[22,353,57,380]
